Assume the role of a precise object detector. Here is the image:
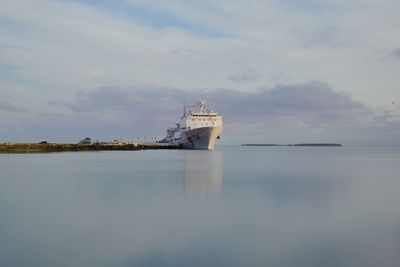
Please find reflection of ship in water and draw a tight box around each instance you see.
[183,150,223,201]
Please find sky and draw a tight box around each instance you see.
[0,0,399,145]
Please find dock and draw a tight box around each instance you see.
[0,143,179,154]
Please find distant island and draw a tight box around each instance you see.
[293,143,342,147]
[241,143,342,147]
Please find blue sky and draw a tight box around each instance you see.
[1,0,399,145]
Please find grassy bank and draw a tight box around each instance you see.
[0,143,178,154]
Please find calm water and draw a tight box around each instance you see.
[1,147,400,267]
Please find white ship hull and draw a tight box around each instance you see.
[178,126,223,150]
[162,101,223,150]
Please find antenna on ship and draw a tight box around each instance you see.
[198,100,205,112]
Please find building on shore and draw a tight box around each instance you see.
[79,137,92,145]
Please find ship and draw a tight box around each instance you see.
[160,101,223,150]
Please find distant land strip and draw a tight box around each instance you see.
[0,143,179,153]
[241,143,342,147]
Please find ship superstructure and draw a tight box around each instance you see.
[162,101,223,150]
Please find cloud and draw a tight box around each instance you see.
[0,100,27,113]
[392,48,400,59]
[61,81,366,119]
[228,70,259,83]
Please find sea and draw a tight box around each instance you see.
[1,146,400,267]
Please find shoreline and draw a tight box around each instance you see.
[0,143,179,154]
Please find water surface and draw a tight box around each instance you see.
[1,147,400,267]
